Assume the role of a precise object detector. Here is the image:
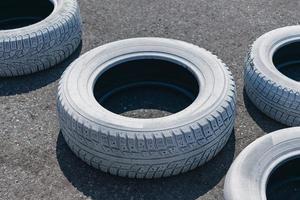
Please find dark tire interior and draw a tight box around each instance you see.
[266,157,300,200]
[0,0,54,30]
[93,58,199,118]
[273,42,300,81]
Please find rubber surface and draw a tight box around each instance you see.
[224,127,300,200]
[244,26,300,126]
[2,0,299,199]
[57,38,236,178]
[0,0,82,77]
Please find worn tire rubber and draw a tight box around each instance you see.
[57,38,236,178]
[244,26,300,126]
[224,127,300,200]
[0,0,82,77]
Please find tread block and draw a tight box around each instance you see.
[244,50,300,126]
[57,38,236,178]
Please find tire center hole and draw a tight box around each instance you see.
[93,58,199,119]
[0,0,54,30]
[273,42,300,81]
[266,157,300,200]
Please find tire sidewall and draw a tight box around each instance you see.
[61,37,234,131]
[0,0,79,37]
[251,25,300,92]
[224,127,300,200]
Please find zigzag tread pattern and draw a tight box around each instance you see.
[0,0,82,77]
[244,48,300,126]
[57,48,236,178]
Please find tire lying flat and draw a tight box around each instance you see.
[244,26,300,126]
[224,127,300,200]
[57,38,236,178]
[0,0,82,77]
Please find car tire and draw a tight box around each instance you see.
[224,127,300,200]
[244,26,300,126]
[0,0,82,77]
[57,38,236,178]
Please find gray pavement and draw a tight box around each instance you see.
[1,0,299,199]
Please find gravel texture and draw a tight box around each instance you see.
[1,0,299,199]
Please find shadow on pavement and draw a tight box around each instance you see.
[243,89,287,133]
[0,42,82,96]
[56,130,235,200]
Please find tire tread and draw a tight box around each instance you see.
[245,47,300,126]
[57,47,236,178]
[0,0,82,77]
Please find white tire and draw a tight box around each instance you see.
[57,38,236,178]
[224,127,300,200]
[0,0,82,76]
[245,26,300,126]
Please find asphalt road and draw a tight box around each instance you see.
[1,0,299,199]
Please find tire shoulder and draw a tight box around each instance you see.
[57,42,236,178]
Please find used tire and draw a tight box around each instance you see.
[0,0,82,77]
[245,26,300,126]
[224,127,300,200]
[57,38,236,178]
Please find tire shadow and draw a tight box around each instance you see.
[243,89,287,133]
[56,130,235,200]
[0,42,82,96]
